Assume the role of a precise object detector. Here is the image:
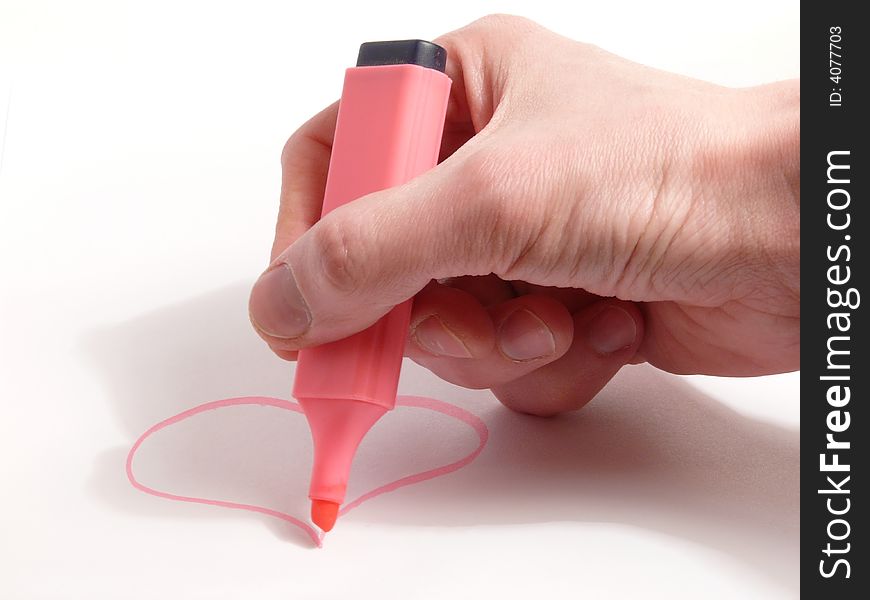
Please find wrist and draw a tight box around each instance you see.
[699,80,800,304]
[740,80,800,205]
[745,80,800,301]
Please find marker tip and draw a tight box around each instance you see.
[311,499,340,532]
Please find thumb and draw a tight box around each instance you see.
[249,159,505,349]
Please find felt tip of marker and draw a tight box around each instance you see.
[311,499,340,532]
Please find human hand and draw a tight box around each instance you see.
[249,15,800,416]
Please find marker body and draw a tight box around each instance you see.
[293,48,451,524]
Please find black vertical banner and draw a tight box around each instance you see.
[802,1,867,597]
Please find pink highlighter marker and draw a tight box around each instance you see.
[292,40,451,532]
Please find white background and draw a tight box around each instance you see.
[1,1,799,598]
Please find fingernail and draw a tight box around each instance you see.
[249,263,311,339]
[588,305,637,355]
[412,316,473,358]
[497,309,556,361]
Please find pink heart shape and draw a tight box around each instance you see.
[126,395,488,547]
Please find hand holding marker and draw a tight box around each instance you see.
[248,16,801,530]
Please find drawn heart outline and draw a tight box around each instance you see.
[126,395,489,547]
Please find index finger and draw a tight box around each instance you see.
[271,100,340,261]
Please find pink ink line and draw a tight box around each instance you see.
[126,395,488,548]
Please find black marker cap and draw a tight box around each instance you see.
[356,39,447,73]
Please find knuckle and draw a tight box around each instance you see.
[280,134,297,167]
[455,148,545,278]
[280,125,317,169]
[456,148,501,200]
[456,15,543,57]
[455,151,510,230]
[311,217,365,294]
[471,13,540,34]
